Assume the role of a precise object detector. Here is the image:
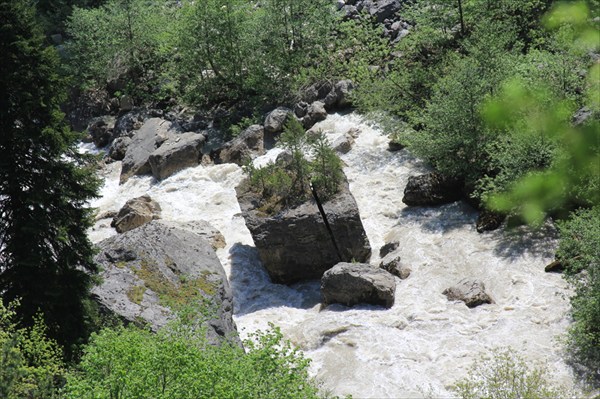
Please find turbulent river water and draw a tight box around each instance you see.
[87,112,576,398]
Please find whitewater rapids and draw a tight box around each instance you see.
[88,112,576,398]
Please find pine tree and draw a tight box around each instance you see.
[0,0,100,356]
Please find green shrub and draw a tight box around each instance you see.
[453,348,570,399]
[557,207,600,382]
[0,302,65,399]
[243,118,344,212]
[64,314,323,399]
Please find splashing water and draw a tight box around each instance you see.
[89,112,575,398]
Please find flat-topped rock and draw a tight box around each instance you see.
[321,262,396,308]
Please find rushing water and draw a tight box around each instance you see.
[88,112,576,398]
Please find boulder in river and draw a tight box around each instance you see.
[442,279,494,308]
[402,172,463,206]
[120,118,178,183]
[321,262,396,308]
[148,132,205,180]
[217,125,264,166]
[111,194,161,233]
[236,176,371,284]
[379,254,411,279]
[93,221,239,345]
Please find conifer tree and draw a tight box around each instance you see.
[0,0,100,355]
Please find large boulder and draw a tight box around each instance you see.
[217,125,264,166]
[324,80,354,109]
[236,178,371,284]
[148,132,205,180]
[321,262,396,308]
[264,107,293,135]
[302,101,327,129]
[92,221,238,344]
[402,172,463,206]
[120,118,178,183]
[111,195,162,233]
[443,279,494,308]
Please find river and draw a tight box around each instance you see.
[88,112,576,398]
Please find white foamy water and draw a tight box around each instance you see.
[89,112,576,398]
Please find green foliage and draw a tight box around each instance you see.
[65,0,178,99]
[0,302,65,399]
[65,315,323,399]
[244,118,344,213]
[178,0,335,106]
[453,348,570,399]
[557,207,600,381]
[0,0,100,356]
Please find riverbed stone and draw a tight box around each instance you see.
[236,176,371,284]
[111,195,162,233]
[148,132,205,180]
[402,172,463,206]
[120,118,178,183]
[321,262,396,308]
[93,221,239,345]
[443,279,494,308]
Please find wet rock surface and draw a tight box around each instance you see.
[321,262,396,308]
[443,279,494,308]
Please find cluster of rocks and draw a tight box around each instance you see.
[338,0,411,42]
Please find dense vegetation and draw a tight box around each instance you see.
[1,0,599,396]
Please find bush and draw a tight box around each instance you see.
[0,302,65,399]
[65,0,177,100]
[64,314,323,399]
[453,348,570,399]
[557,207,600,383]
[243,118,344,212]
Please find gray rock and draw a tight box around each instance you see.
[402,172,463,206]
[443,279,494,308]
[302,101,328,129]
[332,133,354,154]
[93,221,239,344]
[572,107,594,126]
[368,0,401,23]
[114,109,148,138]
[334,80,354,108]
[379,241,399,258]
[156,220,226,250]
[321,262,396,308]
[148,132,205,180]
[294,101,309,118]
[108,136,132,161]
[218,125,264,166]
[119,95,134,111]
[111,195,162,233]
[120,118,179,183]
[264,107,293,135]
[236,177,371,284]
[379,254,411,279]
